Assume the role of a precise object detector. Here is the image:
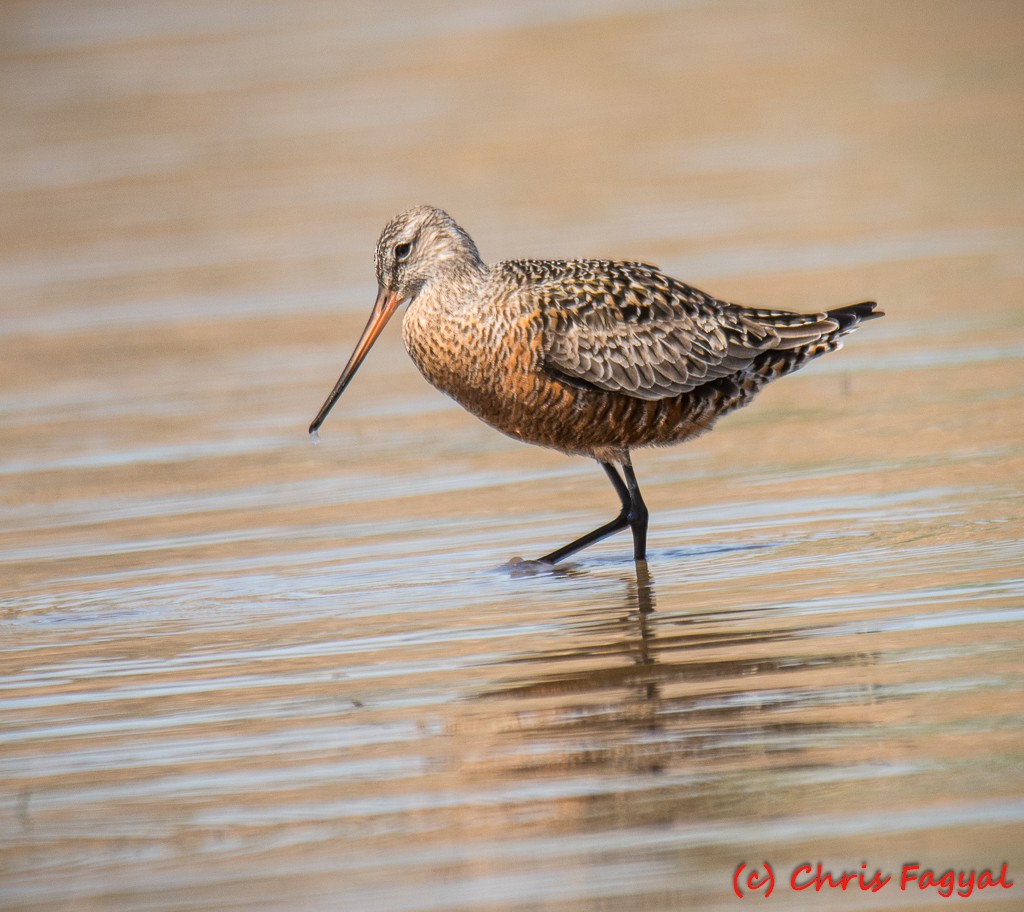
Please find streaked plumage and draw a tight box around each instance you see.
[311,206,882,564]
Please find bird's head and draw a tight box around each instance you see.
[309,206,482,437]
[374,205,483,303]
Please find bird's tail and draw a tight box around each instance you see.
[771,300,883,364]
[827,301,884,335]
[723,300,883,405]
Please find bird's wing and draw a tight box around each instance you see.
[521,259,836,401]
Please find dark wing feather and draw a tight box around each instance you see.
[521,259,847,401]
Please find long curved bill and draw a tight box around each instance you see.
[309,286,404,436]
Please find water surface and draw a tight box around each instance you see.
[2,1,1023,910]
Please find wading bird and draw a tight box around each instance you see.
[310,206,881,564]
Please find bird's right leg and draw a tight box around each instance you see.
[538,457,648,564]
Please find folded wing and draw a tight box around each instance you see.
[533,260,865,401]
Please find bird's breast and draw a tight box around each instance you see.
[401,296,557,431]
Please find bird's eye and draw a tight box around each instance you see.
[394,242,412,262]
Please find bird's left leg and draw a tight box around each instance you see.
[538,454,648,564]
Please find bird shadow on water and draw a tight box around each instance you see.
[470,559,890,779]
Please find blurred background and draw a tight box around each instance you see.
[2,1,1022,910]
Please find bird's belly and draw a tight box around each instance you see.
[499,382,717,456]
[428,361,723,458]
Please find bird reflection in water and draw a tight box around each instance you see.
[465,563,884,784]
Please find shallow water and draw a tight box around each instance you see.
[2,1,1023,910]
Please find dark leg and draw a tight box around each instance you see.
[538,454,649,564]
[621,455,649,561]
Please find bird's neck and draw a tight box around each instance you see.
[417,259,488,314]
[401,262,493,393]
